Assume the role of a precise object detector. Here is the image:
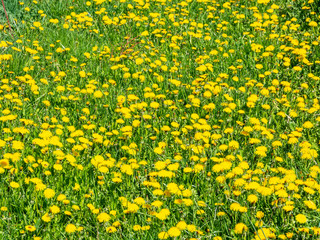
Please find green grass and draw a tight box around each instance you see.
[0,0,320,239]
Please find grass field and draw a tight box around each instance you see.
[1,0,320,239]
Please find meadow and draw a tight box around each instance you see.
[0,0,320,239]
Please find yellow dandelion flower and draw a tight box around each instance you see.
[97,213,111,222]
[234,223,248,234]
[158,231,169,239]
[106,226,117,233]
[25,225,36,232]
[168,227,181,237]
[44,188,55,199]
[65,224,77,233]
[295,214,307,224]
[10,181,20,189]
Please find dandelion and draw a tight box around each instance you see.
[255,228,276,240]
[44,188,55,199]
[133,225,141,231]
[25,225,36,232]
[106,226,117,233]
[93,91,103,98]
[256,211,264,219]
[12,141,24,150]
[79,71,86,78]
[283,205,294,212]
[65,224,77,233]
[295,214,307,224]
[10,182,20,189]
[229,140,239,150]
[155,209,170,220]
[303,121,313,129]
[304,200,317,210]
[135,58,144,65]
[158,232,169,239]
[42,213,51,222]
[97,213,111,222]
[247,195,258,204]
[234,223,248,234]
[50,205,60,214]
[176,221,187,230]
[167,227,181,237]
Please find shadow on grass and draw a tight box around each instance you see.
[0,0,24,38]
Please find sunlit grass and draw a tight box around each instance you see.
[0,0,320,239]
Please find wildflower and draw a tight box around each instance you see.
[106,226,117,233]
[303,121,313,129]
[93,91,103,98]
[125,203,139,213]
[10,182,20,189]
[217,212,226,216]
[309,21,318,27]
[135,58,144,65]
[42,213,51,222]
[97,213,111,222]
[256,211,264,219]
[50,205,60,214]
[229,140,239,150]
[187,224,197,232]
[79,71,86,77]
[304,200,317,210]
[176,221,187,230]
[12,140,24,150]
[133,197,145,205]
[155,209,170,220]
[44,188,55,199]
[247,194,258,204]
[158,232,169,239]
[25,225,36,232]
[133,225,141,231]
[234,223,248,234]
[283,205,294,212]
[255,146,268,157]
[168,227,181,237]
[65,224,77,233]
[257,187,273,196]
[1,207,7,211]
[295,214,307,224]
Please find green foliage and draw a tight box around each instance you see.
[0,0,320,239]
